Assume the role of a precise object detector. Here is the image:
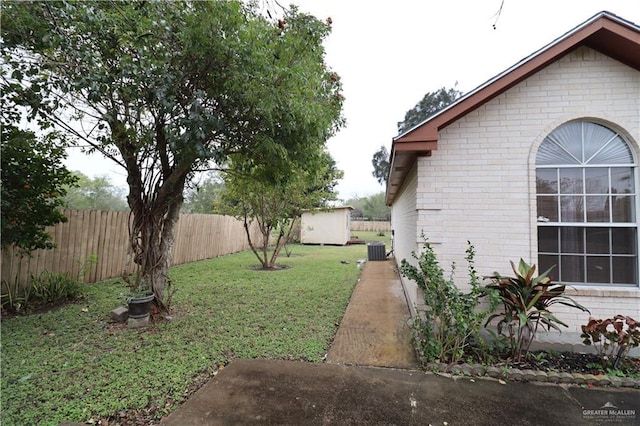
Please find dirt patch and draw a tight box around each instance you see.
[1,296,86,319]
[248,264,291,271]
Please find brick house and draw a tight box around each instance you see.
[386,11,640,336]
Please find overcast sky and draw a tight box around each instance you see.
[65,0,640,202]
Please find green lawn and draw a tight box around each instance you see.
[1,243,371,425]
[350,230,392,246]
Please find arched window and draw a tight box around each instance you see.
[536,121,638,286]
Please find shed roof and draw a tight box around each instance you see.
[302,206,354,213]
[386,11,640,205]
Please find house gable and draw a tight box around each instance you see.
[386,11,640,205]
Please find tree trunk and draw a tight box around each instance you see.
[121,134,188,311]
[243,214,271,269]
[156,196,182,296]
[268,217,298,268]
[140,195,183,310]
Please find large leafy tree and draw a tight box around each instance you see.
[218,151,343,269]
[397,86,463,134]
[1,1,343,308]
[63,172,128,211]
[371,145,390,186]
[1,125,78,254]
[372,86,462,187]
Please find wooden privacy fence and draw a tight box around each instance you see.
[1,209,261,288]
[351,221,391,232]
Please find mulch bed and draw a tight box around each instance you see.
[510,350,640,376]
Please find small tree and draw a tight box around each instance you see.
[219,151,342,269]
[1,125,78,254]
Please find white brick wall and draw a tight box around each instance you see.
[394,46,640,334]
[391,163,420,315]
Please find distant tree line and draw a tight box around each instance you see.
[345,192,390,221]
[63,172,128,211]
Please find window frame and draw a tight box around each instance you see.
[535,121,640,287]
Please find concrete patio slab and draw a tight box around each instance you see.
[162,358,640,425]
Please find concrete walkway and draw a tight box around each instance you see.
[326,259,418,369]
[162,259,640,425]
[163,358,640,425]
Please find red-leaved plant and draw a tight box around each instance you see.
[485,259,590,361]
[581,315,640,368]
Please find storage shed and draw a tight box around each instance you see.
[301,206,354,245]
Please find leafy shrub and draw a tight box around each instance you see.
[1,255,95,314]
[400,239,499,364]
[485,259,590,360]
[1,276,32,314]
[581,315,640,368]
[29,271,84,304]
[2,272,83,314]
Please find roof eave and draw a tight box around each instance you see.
[385,11,640,205]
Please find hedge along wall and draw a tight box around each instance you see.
[1,210,262,288]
